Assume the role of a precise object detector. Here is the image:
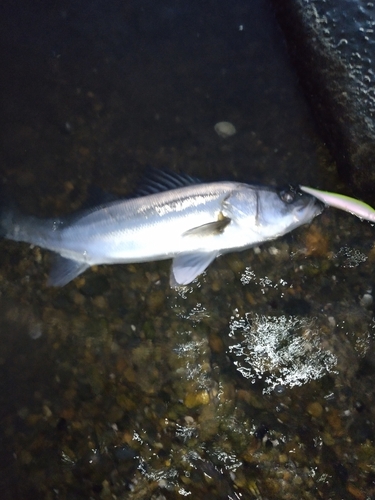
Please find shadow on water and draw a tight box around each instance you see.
[0,0,375,498]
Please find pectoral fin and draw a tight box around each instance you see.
[171,251,219,286]
[182,216,231,237]
[48,254,90,287]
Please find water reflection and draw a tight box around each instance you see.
[334,245,368,268]
[228,312,337,393]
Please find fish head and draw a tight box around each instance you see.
[255,185,324,237]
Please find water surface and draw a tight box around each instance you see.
[0,0,374,498]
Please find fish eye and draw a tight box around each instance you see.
[279,188,296,204]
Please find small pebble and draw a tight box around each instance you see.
[346,483,366,500]
[214,121,236,138]
[184,390,210,408]
[42,405,53,418]
[19,450,33,465]
[92,295,107,309]
[307,401,323,418]
[360,293,373,309]
[326,409,343,434]
[29,323,42,339]
[328,316,336,328]
[322,432,335,446]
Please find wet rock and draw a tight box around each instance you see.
[56,417,68,433]
[302,225,330,257]
[326,409,344,436]
[254,423,269,440]
[184,390,210,408]
[19,450,33,465]
[359,293,373,309]
[283,297,311,316]
[198,404,220,440]
[346,483,366,500]
[307,401,323,418]
[349,416,374,443]
[354,400,366,413]
[208,333,224,354]
[214,121,236,138]
[322,431,335,446]
[271,0,375,196]
[112,445,137,462]
[146,289,165,314]
[79,274,110,297]
[333,462,349,485]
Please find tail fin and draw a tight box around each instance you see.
[0,186,18,239]
[0,204,25,240]
[0,201,88,287]
[0,202,62,248]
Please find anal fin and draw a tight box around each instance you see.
[48,254,90,287]
[171,251,218,286]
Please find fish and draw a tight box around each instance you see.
[0,171,323,287]
[300,185,375,222]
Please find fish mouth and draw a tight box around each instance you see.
[294,193,325,220]
[309,197,325,216]
[315,199,325,214]
[295,186,325,214]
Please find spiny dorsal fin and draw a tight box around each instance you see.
[136,168,201,196]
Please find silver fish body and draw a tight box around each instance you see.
[1,175,323,286]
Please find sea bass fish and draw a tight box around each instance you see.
[0,171,323,286]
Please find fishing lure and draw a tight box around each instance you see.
[300,185,375,223]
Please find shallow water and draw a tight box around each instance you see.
[1,0,375,499]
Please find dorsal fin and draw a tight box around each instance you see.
[136,168,201,196]
[60,168,202,226]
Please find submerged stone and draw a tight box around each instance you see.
[184,390,210,408]
[214,121,237,138]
